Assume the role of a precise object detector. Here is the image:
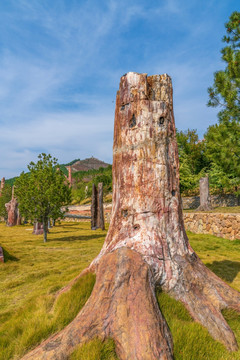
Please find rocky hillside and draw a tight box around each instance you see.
[69,157,110,172]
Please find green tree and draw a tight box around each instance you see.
[207,11,240,123]
[0,184,12,221]
[176,129,209,194]
[15,153,71,242]
[206,11,240,193]
[205,122,240,193]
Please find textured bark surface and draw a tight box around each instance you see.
[5,187,18,226]
[197,177,212,211]
[22,73,240,359]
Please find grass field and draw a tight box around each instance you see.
[0,222,240,360]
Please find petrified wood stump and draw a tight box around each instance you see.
[0,246,4,263]
[197,176,212,211]
[91,182,105,230]
[0,177,5,196]
[33,222,44,235]
[5,186,19,226]
[21,73,240,360]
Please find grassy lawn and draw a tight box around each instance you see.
[0,222,240,359]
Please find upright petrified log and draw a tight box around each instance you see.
[97,182,105,230]
[5,186,18,226]
[91,183,98,229]
[21,73,240,360]
[197,176,212,211]
[91,183,105,230]
[0,177,5,196]
[0,246,4,263]
[33,222,44,235]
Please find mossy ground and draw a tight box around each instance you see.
[0,223,239,359]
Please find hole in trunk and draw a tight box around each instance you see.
[129,114,136,128]
[158,117,164,126]
[133,224,140,231]
[122,209,128,217]
[172,190,176,196]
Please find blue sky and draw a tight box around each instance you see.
[0,0,238,179]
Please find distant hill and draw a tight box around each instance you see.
[4,157,111,184]
[69,157,110,172]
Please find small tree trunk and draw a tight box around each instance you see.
[21,73,240,360]
[197,176,212,211]
[97,182,105,230]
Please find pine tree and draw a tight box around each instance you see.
[206,11,240,193]
[207,11,240,123]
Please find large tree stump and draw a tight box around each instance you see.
[21,73,240,360]
[197,176,212,211]
[5,186,19,226]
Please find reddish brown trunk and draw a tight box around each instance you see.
[5,186,18,226]
[0,246,4,263]
[21,73,240,360]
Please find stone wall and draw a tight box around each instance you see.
[182,194,240,210]
[183,213,240,240]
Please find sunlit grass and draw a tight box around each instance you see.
[0,223,240,359]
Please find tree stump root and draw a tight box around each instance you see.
[21,247,240,360]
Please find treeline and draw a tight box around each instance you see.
[177,128,239,196]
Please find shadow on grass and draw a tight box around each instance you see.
[206,260,240,283]
[2,247,19,262]
[49,234,105,242]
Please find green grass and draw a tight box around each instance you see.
[0,223,240,359]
